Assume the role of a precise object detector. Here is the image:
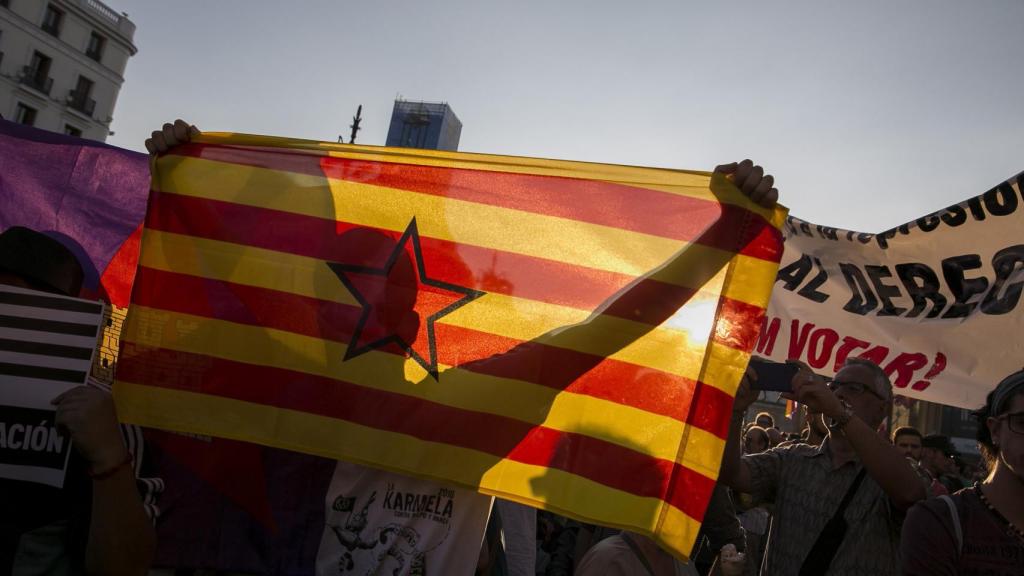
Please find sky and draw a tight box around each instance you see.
[106,0,1023,232]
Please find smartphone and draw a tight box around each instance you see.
[748,357,799,393]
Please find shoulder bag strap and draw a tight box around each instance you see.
[938,495,963,558]
[835,468,868,514]
[797,468,868,576]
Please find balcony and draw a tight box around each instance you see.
[68,90,96,116]
[19,66,54,95]
[75,0,137,42]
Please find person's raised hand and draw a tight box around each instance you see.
[714,159,778,209]
[52,386,128,473]
[782,361,844,419]
[144,119,200,155]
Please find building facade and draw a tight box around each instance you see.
[0,0,136,141]
[385,99,462,151]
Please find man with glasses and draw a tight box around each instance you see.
[719,357,927,576]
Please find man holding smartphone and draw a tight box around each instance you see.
[719,358,927,576]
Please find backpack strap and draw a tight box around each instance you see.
[938,495,963,558]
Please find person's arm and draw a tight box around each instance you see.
[53,387,156,576]
[701,483,746,553]
[466,159,782,399]
[701,484,748,576]
[535,161,778,357]
[786,370,927,510]
[840,416,927,509]
[719,366,759,493]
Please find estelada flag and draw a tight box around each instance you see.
[113,133,786,559]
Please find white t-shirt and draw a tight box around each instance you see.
[315,460,492,576]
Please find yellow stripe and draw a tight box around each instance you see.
[191,131,785,227]
[151,158,777,308]
[138,229,740,377]
[695,234,782,394]
[114,380,702,560]
[139,229,359,306]
[154,155,779,301]
[120,305,726,466]
[655,503,704,562]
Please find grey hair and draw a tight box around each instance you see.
[843,357,892,400]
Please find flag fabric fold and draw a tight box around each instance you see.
[113,133,786,559]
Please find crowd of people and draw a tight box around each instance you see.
[0,119,1021,575]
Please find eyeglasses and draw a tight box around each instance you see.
[996,411,1024,434]
[826,379,887,401]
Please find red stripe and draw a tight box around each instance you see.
[130,266,735,439]
[168,143,783,262]
[146,191,768,343]
[116,342,716,520]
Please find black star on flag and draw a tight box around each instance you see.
[327,218,485,380]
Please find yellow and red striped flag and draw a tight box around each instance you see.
[113,133,786,559]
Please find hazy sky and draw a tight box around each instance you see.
[106,0,1023,232]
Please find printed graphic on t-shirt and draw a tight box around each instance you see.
[316,462,491,576]
[328,483,455,574]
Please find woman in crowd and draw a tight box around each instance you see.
[901,369,1024,575]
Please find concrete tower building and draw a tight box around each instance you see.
[385,99,462,151]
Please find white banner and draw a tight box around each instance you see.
[759,171,1024,409]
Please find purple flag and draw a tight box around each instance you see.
[0,120,149,305]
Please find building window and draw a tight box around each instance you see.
[42,5,64,37]
[86,32,106,62]
[64,124,82,137]
[15,103,37,126]
[69,75,95,116]
[21,51,53,95]
[400,115,432,148]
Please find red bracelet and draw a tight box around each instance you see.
[88,452,133,480]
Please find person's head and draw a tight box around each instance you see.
[0,226,84,296]
[743,426,770,454]
[828,357,892,429]
[892,426,924,460]
[974,369,1024,480]
[754,411,774,429]
[920,434,958,475]
[766,427,783,447]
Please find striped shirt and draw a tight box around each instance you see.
[744,440,906,576]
